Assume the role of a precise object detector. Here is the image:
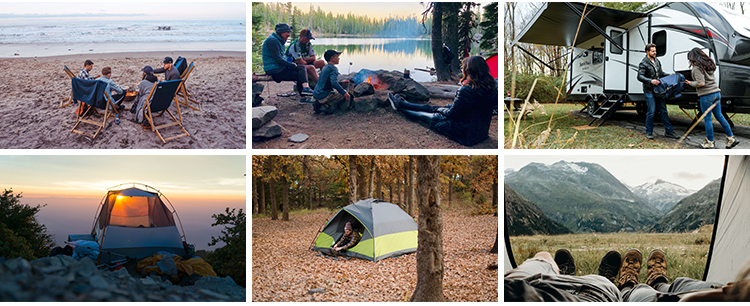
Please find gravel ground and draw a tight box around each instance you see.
[0,256,245,302]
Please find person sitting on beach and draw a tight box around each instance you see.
[262,23,314,97]
[96,67,125,110]
[386,55,497,146]
[77,60,98,80]
[153,57,180,81]
[132,66,159,129]
[312,50,350,114]
[286,29,326,85]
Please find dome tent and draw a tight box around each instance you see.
[312,199,417,262]
[69,183,186,264]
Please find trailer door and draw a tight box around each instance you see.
[604,26,627,91]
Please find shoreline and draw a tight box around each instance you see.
[0,41,246,59]
[3,50,245,61]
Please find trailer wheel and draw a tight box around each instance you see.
[586,97,599,117]
[636,102,647,117]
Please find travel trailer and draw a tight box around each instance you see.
[512,2,750,124]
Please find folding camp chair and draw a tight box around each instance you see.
[70,78,119,139]
[174,62,201,111]
[143,79,190,142]
[61,66,77,107]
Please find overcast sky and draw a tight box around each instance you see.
[0,2,245,20]
[504,154,726,190]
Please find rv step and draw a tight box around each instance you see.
[588,96,625,127]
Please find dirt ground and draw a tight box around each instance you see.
[252,81,499,149]
[251,207,498,302]
[571,109,750,149]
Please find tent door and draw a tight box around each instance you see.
[604,26,627,92]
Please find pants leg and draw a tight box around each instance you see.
[504,258,558,280]
[707,92,733,137]
[700,94,716,141]
[401,109,438,125]
[655,96,673,133]
[272,66,307,93]
[644,92,656,134]
[398,99,440,113]
[668,277,723,293]
[622,284,661,302]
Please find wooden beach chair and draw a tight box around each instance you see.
[143,79,190,142]
[70,78,119,140]
[61,66,77,107]
[174,62,201,111]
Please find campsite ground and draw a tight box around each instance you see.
[509,227,713,281]
[0,51,245,149]
[252,80,499,149]
[251,206,498,302]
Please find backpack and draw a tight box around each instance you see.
[654,73,686,100]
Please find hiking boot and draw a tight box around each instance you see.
[727,136,740,149]
[646,133,654,140]
[387,92,400,110]
[618,249,642,290]
[313,101,322,114]
[554,249,575,276]
[646,249,669,287]
[700,138,715,149]
[597,250,622,284]
[665,131,679,139]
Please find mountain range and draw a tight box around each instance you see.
[504,183,571,236]
[649,178,720,233]
[630,179,696,213]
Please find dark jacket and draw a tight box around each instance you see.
[262,32,296,75]
[431,84,497,146]
[72,78,108,109]
[637,55,669,93]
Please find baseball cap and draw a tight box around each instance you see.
[141,65,154,74]
[302,29,315,40]
[324,50,343,62]
[163,57,173,64]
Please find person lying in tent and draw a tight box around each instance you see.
[330,222,360,257]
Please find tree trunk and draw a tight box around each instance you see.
[431,3,451,82]
[349,156,357,204]
[448,179,453,208]
[282,164,289,221]
[268,157,278,220]
[259,179,266,215]
[490,231,498,254]
[407,156,415,216]
[397,171,402,205]
[388,182,393,203]
[410,155,445,302]
[357,160,367,201]
[492,177,498,209]
[252,174,258,215]
[376,166,382,200]
[368,157,375,198]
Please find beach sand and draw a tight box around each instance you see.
[0,51,245,149]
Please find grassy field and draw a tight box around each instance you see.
[509,230,713,282]
[504,103,750,149]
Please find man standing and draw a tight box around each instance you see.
[262,23,314,97]
[153,57,180,81]
[286,29,326,84]
[637,43,677,139]
[78,60,98,80]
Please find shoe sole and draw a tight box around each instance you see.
[554,249,575,275]
[728,141,740,149]
[597,250,621,281]
[388,94,398,111]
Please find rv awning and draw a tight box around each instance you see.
[513,2,647,47]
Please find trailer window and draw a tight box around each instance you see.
[610,30,623,55]
[653,30,667,57]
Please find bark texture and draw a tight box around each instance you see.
[410,155,445,302]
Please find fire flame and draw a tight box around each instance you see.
[364,75,388,90]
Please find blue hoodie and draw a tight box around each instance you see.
[262,32,296,75]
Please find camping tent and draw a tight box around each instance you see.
[504,155,750,284]
[312,199,417,262]
[69,183,186,264]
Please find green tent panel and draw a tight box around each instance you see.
[312,199,417,262]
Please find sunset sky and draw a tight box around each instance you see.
[0,2,246,20]
[0,155,246,250]
[289,2,428,19]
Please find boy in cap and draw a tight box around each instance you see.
[312,50,350,114]
[153,56,180,81]
[286,28,326,84]
[262,23,314,97]
[78,59,98,80]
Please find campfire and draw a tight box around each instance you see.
[124,90,137,102]
[364,74,388,90]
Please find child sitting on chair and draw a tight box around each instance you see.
[312,50,351,114]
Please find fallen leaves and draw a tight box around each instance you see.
[251,207,498,302]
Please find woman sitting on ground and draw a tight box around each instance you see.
[388,55,497,146]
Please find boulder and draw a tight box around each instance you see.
[251,82,264,107]
[252,106,277,129]
[288,133,309,143]
[353,95,378,112]
[373,89,391,108]
[396,78,430,102]
[252,120,282,140]
[353,82,374,97]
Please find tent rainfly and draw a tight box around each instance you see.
[312,199,417,262]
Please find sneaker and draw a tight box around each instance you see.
[387,92,399,110]
[646,249,669,287]
[597,250,622,284]
[618,249,642,290]
[700,138,715,149]
[727,136,740,149]
[554,249,575,276]
[300,87,314,96]
[299,97,314,104]
[312,101,322,114]
[646,133,654,140]
[665,131,679,139]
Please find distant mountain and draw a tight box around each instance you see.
[504,183,572,236]
[650,178,721,233]
[504,161,659,233]
[631,179,696,214]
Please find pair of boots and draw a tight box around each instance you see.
[553,248,669,289]
[701,135,740,149]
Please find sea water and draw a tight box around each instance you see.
[0,19,246,57]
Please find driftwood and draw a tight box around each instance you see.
[422,83,460,100]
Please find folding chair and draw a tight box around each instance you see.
[61,66,77,107]
[70,78,119,139]
[143,79,190,142]
[174,62,201,111]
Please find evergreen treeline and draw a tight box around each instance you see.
[253,3,431,37]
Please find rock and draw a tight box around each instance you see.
[140,277,158,285]
[113,268,131,280]
[423,83,460,99]
[288,133,309,143]
[252,82,265,107]
[252,120,282,140]
[90,275,110,289]
[308,288,326,294]
[353,95,378,112]
[373,89,390,108]
[199,289,230,301]
[89,290,112,300]
[252,106,278,129]
[353,82,374,97]
[5,258,31,274]
[252,82,264,95]
[396,78,430,102]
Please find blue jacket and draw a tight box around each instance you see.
[262,32,296,75]
[431,84,497,146]
[313,64,347,100]
[72,78,109,109]
[653,73,686,100]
